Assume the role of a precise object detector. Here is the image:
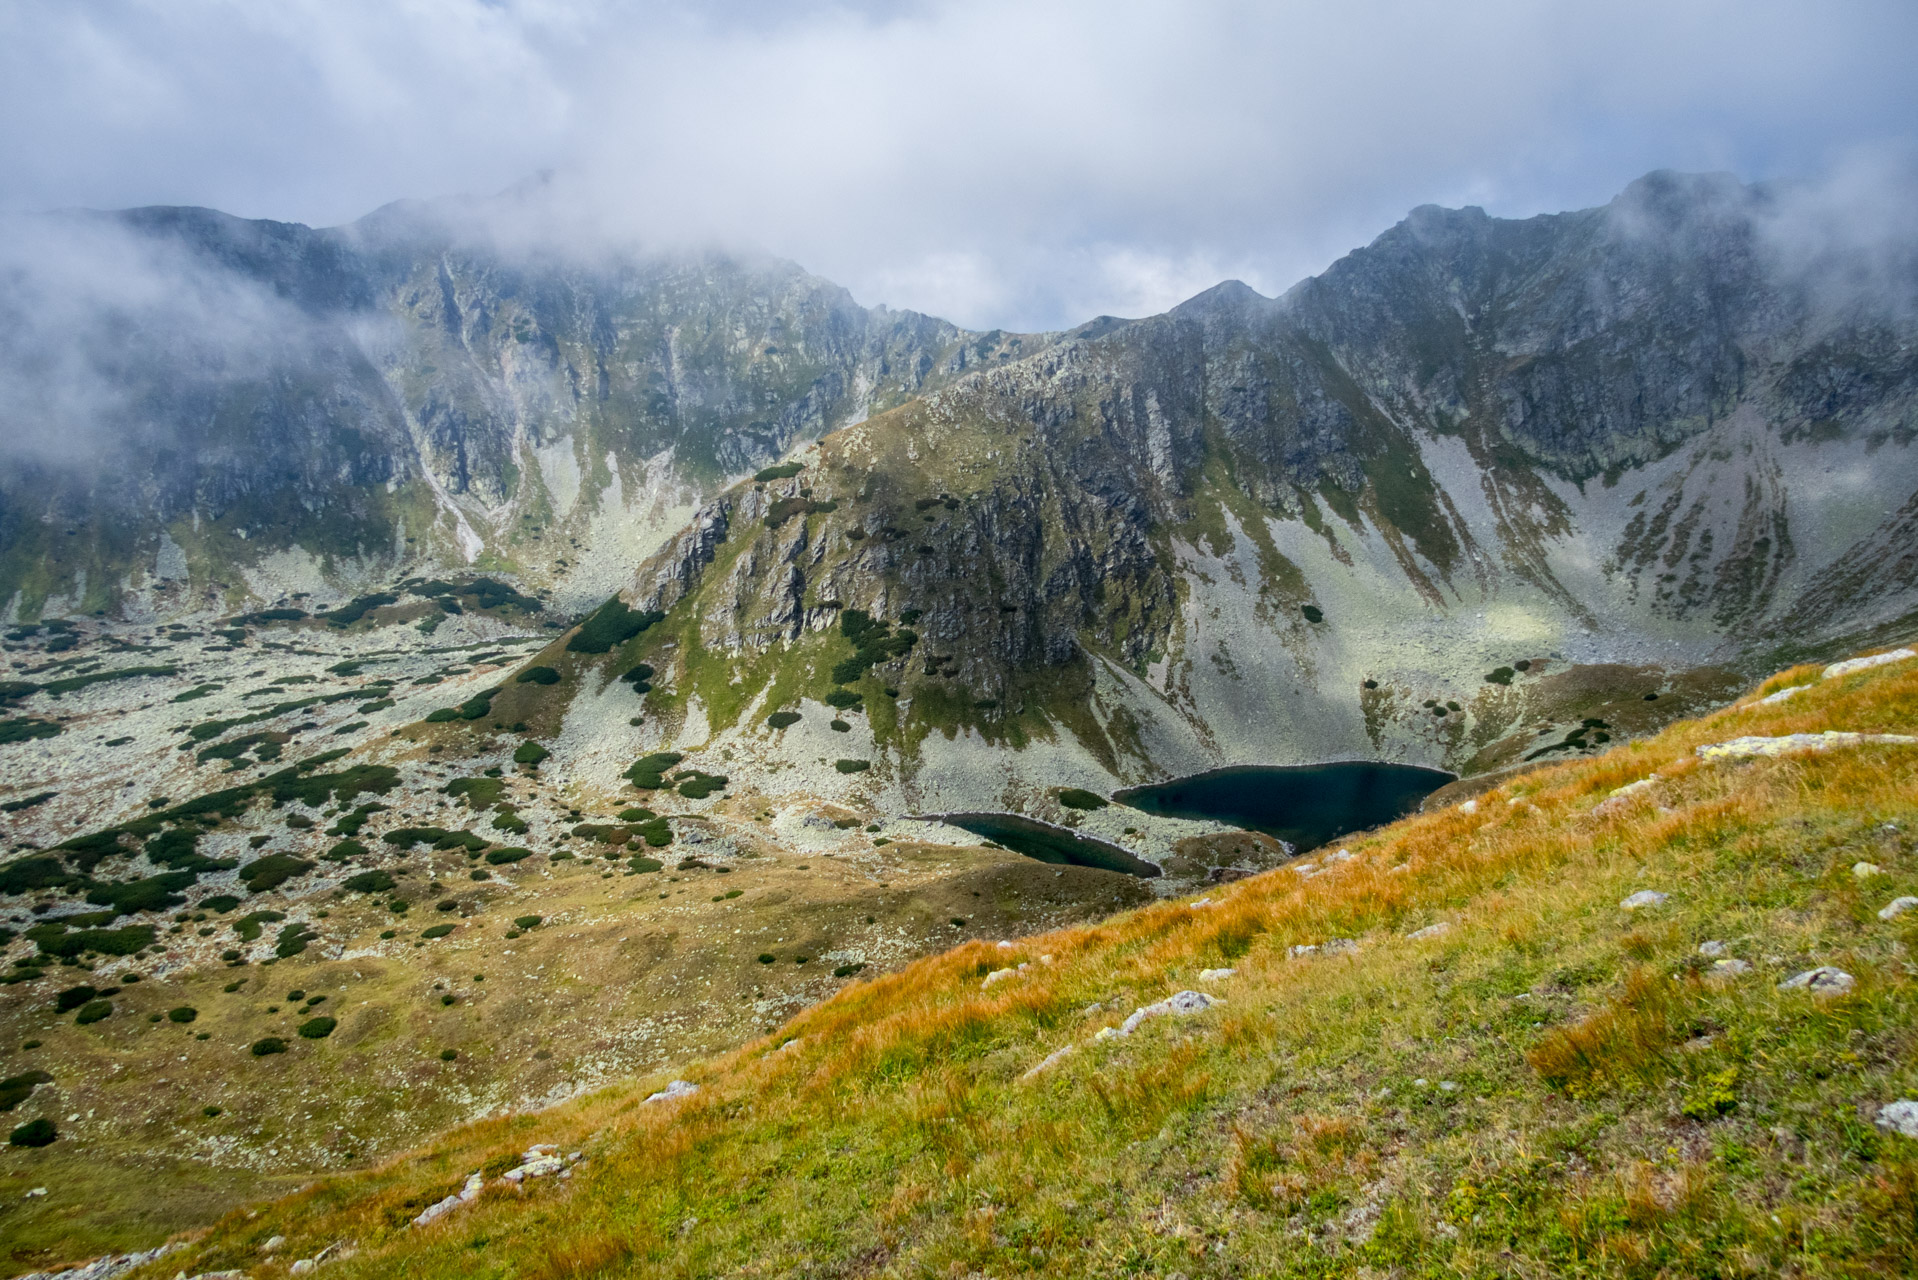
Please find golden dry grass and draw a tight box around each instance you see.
[116,647,1918,1278]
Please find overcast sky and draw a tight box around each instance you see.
[2,0,1914,331]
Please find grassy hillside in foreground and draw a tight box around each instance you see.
[116,648,1918,1279]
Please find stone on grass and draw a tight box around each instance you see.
[1875,1099,1918,1138]
[1116,990,1220,1036]
[1707,959,1751,980]
[1822,648,1915,679]
[1697,732,1918,760]
[1853,862,1883,878]
[1698,940,1727,957]
[645,1079,698,1104]
[1021,1044,1075,1081]
[1879,896,1918,921]
[1619,890,1668,910]
[1407,922,1450,940]
[1780,966,1854,996]
[1594,777,1656,816]
[1757,685,1808,705]
[1198,967,1236,982]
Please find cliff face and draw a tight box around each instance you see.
[0,200,1036,617]
[586,172,1917,796]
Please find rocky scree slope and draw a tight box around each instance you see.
[561,171,1918,802]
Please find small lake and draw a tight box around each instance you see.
[1114,761,1454,852]
[929,812,1162,878]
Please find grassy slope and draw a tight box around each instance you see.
[129,651,1918,1279]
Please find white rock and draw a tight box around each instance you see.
[1697,732,1918,760]
[413,1194,462,1227]
[1698,940,1727,957]
[1021,1044,1075,1080]
[981,967,1018,989]
[1323,938,1358,954]
[1115,990,1220,1036]
[262,1236,286,1253]
[996,940,1014,950]
[1407,923,1449,940]
[1619,890,1669,910]
[1780,966,1855,996]
[1188,898,1214,909]
[1288,944,1319,958]
[459,1172,485,1201]
[1853,862,1883,878]
[24,1187,45,1198]
[1757,685,1808,705]
[1198,967,1237,981]
[644,1079,698,1104]
[1289,863,1317,876]
[1327,848,1354,863]
[1092,1026,1121,1042]
[1822,648,1915,679]
[1458,800,1477,815]
[1594,777,1656,816]
[290,1260,315,1275]
[1388,864,1409,874]
[1879,896,1918,921]
[1438,1080,1459,1092]
[1707,959,1751,979]
[1875,1099,1918,1138]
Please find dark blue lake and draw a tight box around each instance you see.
[1114,761,1454,852]
[931,812,1162,878]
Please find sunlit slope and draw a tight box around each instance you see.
[132,647,1918,1279]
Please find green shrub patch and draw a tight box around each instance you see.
[767,711,801,730]
[824,689,863,710]
[484,847,532,866]
[566,598,665,654]
[0,791,56,813]
[834,759,872,774]
[1485,666,1516,685]
[513,741,550,766]
[1057,787,1108,811]
[0,857,78,896]
[9,1118,56,1147]
[0,1071,52,1112]
[0,718,61,745]
[625,751,684,790]
[424,708,459,723]
[84,871,198,917]
[420,924,455,939]
[232,911,285,943]
[54,985,98,1013]
[250,1037,287,1056]
[238,855,313,893]
[754,462,804,481]
[618,807,655,822]
[627,856,663,873]
[275,923,318,958]
[167,1006,197,1024]
[382,828,487,852]
[326,839,369,862]
[445,776,508,810]
[675,770,729,800]
[75,1000,112,1025]
[25,922,154,958]
[515,665,561,685]
[831,610,917,685]
[298,1016,337,1039]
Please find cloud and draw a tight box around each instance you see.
[0,212,320,467]
[1,0,1914,329]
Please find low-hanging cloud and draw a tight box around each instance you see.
[1,0,1915,330]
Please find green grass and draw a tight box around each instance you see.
[134,647,1918,1279]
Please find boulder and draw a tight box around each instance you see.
[645,1079,698,1104]
[1619,890,1669,910]
[1875,1099,1918,1138]
[1115,990,1220,1037]
[1822,649,1915,679]
[1779,967,1854,997]
[1878,896,1918,921]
